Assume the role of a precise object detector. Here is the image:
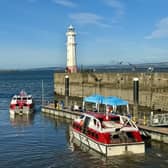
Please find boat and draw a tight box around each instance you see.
[9,90,34,116]
[70,95,145,156]
[71,112,145,156]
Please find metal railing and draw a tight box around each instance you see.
[150,112,168,126]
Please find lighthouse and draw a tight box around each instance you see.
[66,25,77,73]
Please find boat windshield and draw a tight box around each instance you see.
[80,115,84,119]
[110,117,120,122]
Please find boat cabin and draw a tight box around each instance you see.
[73,112,143,144]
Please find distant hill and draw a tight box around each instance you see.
[24,62,168,73]
[0,62,167,73]
[28,66,64,71]
[78,62,168,72]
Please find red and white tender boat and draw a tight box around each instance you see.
[71,112,145,156]
[10,90,34,116]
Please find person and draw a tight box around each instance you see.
[73,101,79,111]
[54,92,58,108]
[60,100,64,109]
[54,99,58,108]
[106,105,112,113]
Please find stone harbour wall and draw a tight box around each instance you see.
[54,72,168,111]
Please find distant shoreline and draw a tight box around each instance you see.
[0,70,18,73]
[0,63,168,73]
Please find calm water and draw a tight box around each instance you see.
[0,70,168,168]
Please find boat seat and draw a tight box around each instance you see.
[102,121,122,129]
[102,127,116,133]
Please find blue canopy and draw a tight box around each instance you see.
[83,94,104,104]
[102,96,128,106]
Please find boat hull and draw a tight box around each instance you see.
[10,106,34,116]
[71,128,145,156]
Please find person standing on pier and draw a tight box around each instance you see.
[54,92,58,109]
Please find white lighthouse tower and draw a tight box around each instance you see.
[66,25,77,73]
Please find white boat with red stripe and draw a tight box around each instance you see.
[9,90,34,116]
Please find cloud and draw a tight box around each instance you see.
[103,0,124,22]
[145,17,168,39]
[52,0,77,8]
[69,12,111,27]
[104,0,124,15]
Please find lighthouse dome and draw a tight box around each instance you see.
[68,25,74,31]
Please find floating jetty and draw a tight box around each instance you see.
[42,103,168,144]
[41,104,80,120]
[138,125,168,144]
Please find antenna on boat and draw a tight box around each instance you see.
[41,80,44,106]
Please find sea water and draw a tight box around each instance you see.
[0,70,168,168]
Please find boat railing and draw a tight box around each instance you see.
[150,112,168,126]
[120,115,138,129]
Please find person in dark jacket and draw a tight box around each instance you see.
[54,92,58,108]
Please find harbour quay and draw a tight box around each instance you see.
[54,72,168,112]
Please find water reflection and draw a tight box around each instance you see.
[42,113,72,127]
[10,113,35,127]
[68,126,147,168]
[41,114,168,168]
[68,124,167,168]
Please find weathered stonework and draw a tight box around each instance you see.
[54,72,168,111]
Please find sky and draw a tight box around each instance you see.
[0,0,168,69]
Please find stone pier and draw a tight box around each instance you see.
[54,72,168,111]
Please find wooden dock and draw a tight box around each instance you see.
[42,103,168,144]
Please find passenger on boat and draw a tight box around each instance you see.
[106,105,113,113]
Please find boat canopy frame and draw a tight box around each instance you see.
[83,94,129,117]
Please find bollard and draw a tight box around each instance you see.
[143,115,146,125]
[133,77,139,105]
[65,75,69,107]
[65,75,69,96]
[133,78,139,123]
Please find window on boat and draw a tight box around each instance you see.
[116,105,127,115]
[98,118,103,124]
[17,97,21,100]
[87,129,91,135]
[122,117,130,126]
[110,117,120,122]
[125,132,135,142]
[28,97,32,100]
[111,134,119,140]
[95,133,98,139]
[93,119,96,125]
[80,115,84,119]
[23,97,27,100]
